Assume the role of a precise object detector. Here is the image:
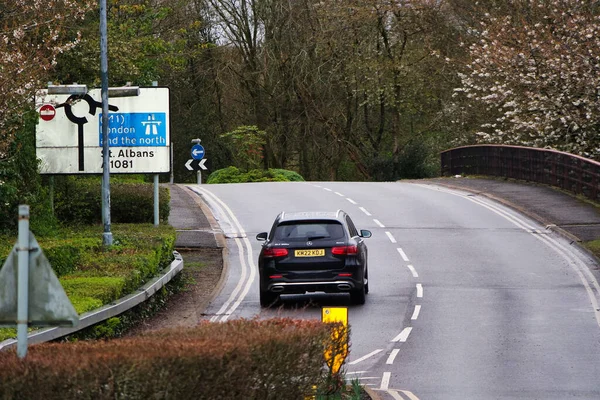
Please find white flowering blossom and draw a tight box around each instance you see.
[453,0,600,159]
[0,0,90,159]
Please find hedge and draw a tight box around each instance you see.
[207,167,305,184]
[0,319,348,400]
[0,223,176,342]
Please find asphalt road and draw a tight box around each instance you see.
[187,181,600,400]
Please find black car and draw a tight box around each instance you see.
[256,210,371,307]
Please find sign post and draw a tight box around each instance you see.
[321,307,349,374]
[16,206,30,358]
[0,205,79,358]
[187,138,208,184]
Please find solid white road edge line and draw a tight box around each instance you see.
[464,193,600,327]
[349,349,383,365]
[223,236,257,320]
[192,186,256,322]
[417,183,600,328]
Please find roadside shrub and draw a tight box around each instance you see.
[54,177,170,225]
[60,276,127,304]
[0,318,344,400]
[0,111,57,235]
[206,166,244,184]
[270,168,304,181]
[208,167,304,184]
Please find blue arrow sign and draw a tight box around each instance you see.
[191,144,205,160]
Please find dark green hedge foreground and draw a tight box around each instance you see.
[0,319,349,400]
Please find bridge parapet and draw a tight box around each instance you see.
[441,145,600,202]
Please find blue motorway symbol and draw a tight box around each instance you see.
[191,144,205,160]
[99,113,167,147]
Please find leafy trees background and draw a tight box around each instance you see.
[2,0,600,231]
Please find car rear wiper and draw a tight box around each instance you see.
[307,235,328,241]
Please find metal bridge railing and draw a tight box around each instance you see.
[441,145,600,202]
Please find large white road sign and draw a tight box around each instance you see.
[35,87,170,174]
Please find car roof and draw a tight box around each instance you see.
[278,210,345,222]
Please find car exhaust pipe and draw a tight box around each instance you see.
[337,283,351,291]
[271,286,284,293]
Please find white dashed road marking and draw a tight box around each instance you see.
[385,231,397,243]
[359,207,372,216]
[411,305,422,320]
[397,247,410,261]
[407,264,418,278]
[373,219,385,228]
[416,284,423,298]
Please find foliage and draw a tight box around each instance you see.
[583,239,600,262]
[268,169,305,182]
[0,0,91,159]
[219,125,267,171]
[0,319,346,400]
[54,0,173,86]
[453,0,600,159]
[0,111,59,235]
[0,223,175,342]
[53,177,170,225]
[207,167,304,184]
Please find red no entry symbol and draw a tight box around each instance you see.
[39,104,56,121]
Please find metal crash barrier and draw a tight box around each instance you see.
[0,251,183,351]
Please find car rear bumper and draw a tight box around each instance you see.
[265,280,358,294]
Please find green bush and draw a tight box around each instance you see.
[206,166,244,184]
[54,177,170,225]
[269,168,304,181]
[207,167,305,184]
[0,111,58,235]
[61,276,127,304]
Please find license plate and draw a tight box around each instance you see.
[295,249,325,257]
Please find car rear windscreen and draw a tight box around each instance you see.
[274,221,345,241]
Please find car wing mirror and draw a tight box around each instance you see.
[256,232,268,241]
[360,229,372,238]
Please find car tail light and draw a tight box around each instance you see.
[331,245,358,255]
[338,273,353,277]
[269,274,283,279]
[263,248,288,257]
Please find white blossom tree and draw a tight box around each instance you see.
[454,0,600,158]
[0,0,90,159]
